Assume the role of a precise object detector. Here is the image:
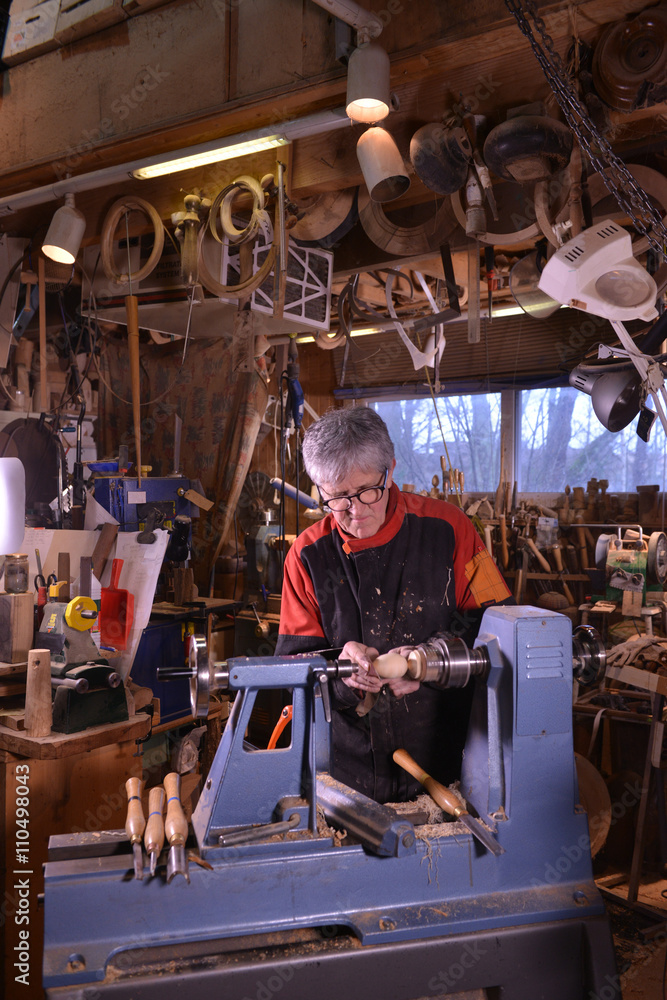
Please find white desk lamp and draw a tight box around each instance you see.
[538,219,667,439]
[0,457,26,553]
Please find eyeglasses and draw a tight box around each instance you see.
[319,468,388,512]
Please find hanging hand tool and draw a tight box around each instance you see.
[34,571,56,628]
[551,545,575,605]
[121,211,143,486]
[499,513,509,570]
[144,786,165,877]
[393,748,504,856]
[485,245,496,321]
[125,777,145,880]
[164,772,190,884]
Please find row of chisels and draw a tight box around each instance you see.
[125,773,190,882]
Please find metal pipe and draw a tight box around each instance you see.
[310,0,383,38]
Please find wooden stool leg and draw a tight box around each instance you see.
[628,692,665,902]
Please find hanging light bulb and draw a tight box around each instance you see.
[42,193,86,265]
[345,41,391,124]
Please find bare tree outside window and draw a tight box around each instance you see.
[374,388,667,495]
[373,395,501,492]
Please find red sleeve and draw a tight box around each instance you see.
[278,543,326,640]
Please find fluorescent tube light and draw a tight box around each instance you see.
[132,136,290,180]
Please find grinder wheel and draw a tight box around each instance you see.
[648,531,667,586]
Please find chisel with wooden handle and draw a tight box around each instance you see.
[552,545,575,605]
[125,777,145,879]
[164,772,190,884]
[144,786,165,877]
[393,748,504,856]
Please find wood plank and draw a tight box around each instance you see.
[0,710,25,731]
[0,661,28,676]
[0,712,151,759]
[0,680,26,697]
[606,664,667,697]
[0,592,34,664]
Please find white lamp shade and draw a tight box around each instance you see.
[357,127,410,204]
[42,203,86,264]
[0,457,25,552]
[538,219,658,322]
[346,41,391,124]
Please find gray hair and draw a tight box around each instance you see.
[302,407,395,487]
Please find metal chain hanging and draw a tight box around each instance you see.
[504,0,667,255]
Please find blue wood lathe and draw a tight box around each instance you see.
[42,606,620,999]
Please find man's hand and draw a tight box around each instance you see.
[382,645,421,698]
[340,642,384,692]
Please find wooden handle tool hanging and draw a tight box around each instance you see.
[126,293,142,487]
[552,545,575,605]
[393,748,504,855]
[499,513,509,570]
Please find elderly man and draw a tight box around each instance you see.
[276,407,513,803]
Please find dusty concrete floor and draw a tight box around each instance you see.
[600,874,667,999]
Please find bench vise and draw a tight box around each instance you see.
[36,596,127,733]
[42,607,619,1000]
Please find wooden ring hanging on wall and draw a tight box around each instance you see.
[100,196,164,284]
[208,175,266,245]
[196,220,277,298]
[585,163,667,256]
[358,186,458,255]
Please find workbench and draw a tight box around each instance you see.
[0,713,150,1000]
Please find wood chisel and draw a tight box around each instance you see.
[164,772,190,883]
[144,786,165,877]
[393,748,504,856]
[125,777,145,879]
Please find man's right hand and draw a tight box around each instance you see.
[339,641,384,692]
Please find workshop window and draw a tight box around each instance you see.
[373,395,502,493]
[517,387,667,492]
[374,387,667,496]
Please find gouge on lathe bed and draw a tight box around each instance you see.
[392,748,504,856]
[164,772,190,884]
[144,786,165,877]
[125,777,146,879]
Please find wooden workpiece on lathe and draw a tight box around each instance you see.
[373,652,409,678]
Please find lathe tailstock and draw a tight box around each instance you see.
[42,607,619,1000]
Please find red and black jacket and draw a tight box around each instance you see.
[277,484,513,803]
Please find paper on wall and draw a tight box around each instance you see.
[22,525,169,678]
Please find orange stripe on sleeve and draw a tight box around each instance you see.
[464,549,512,607]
